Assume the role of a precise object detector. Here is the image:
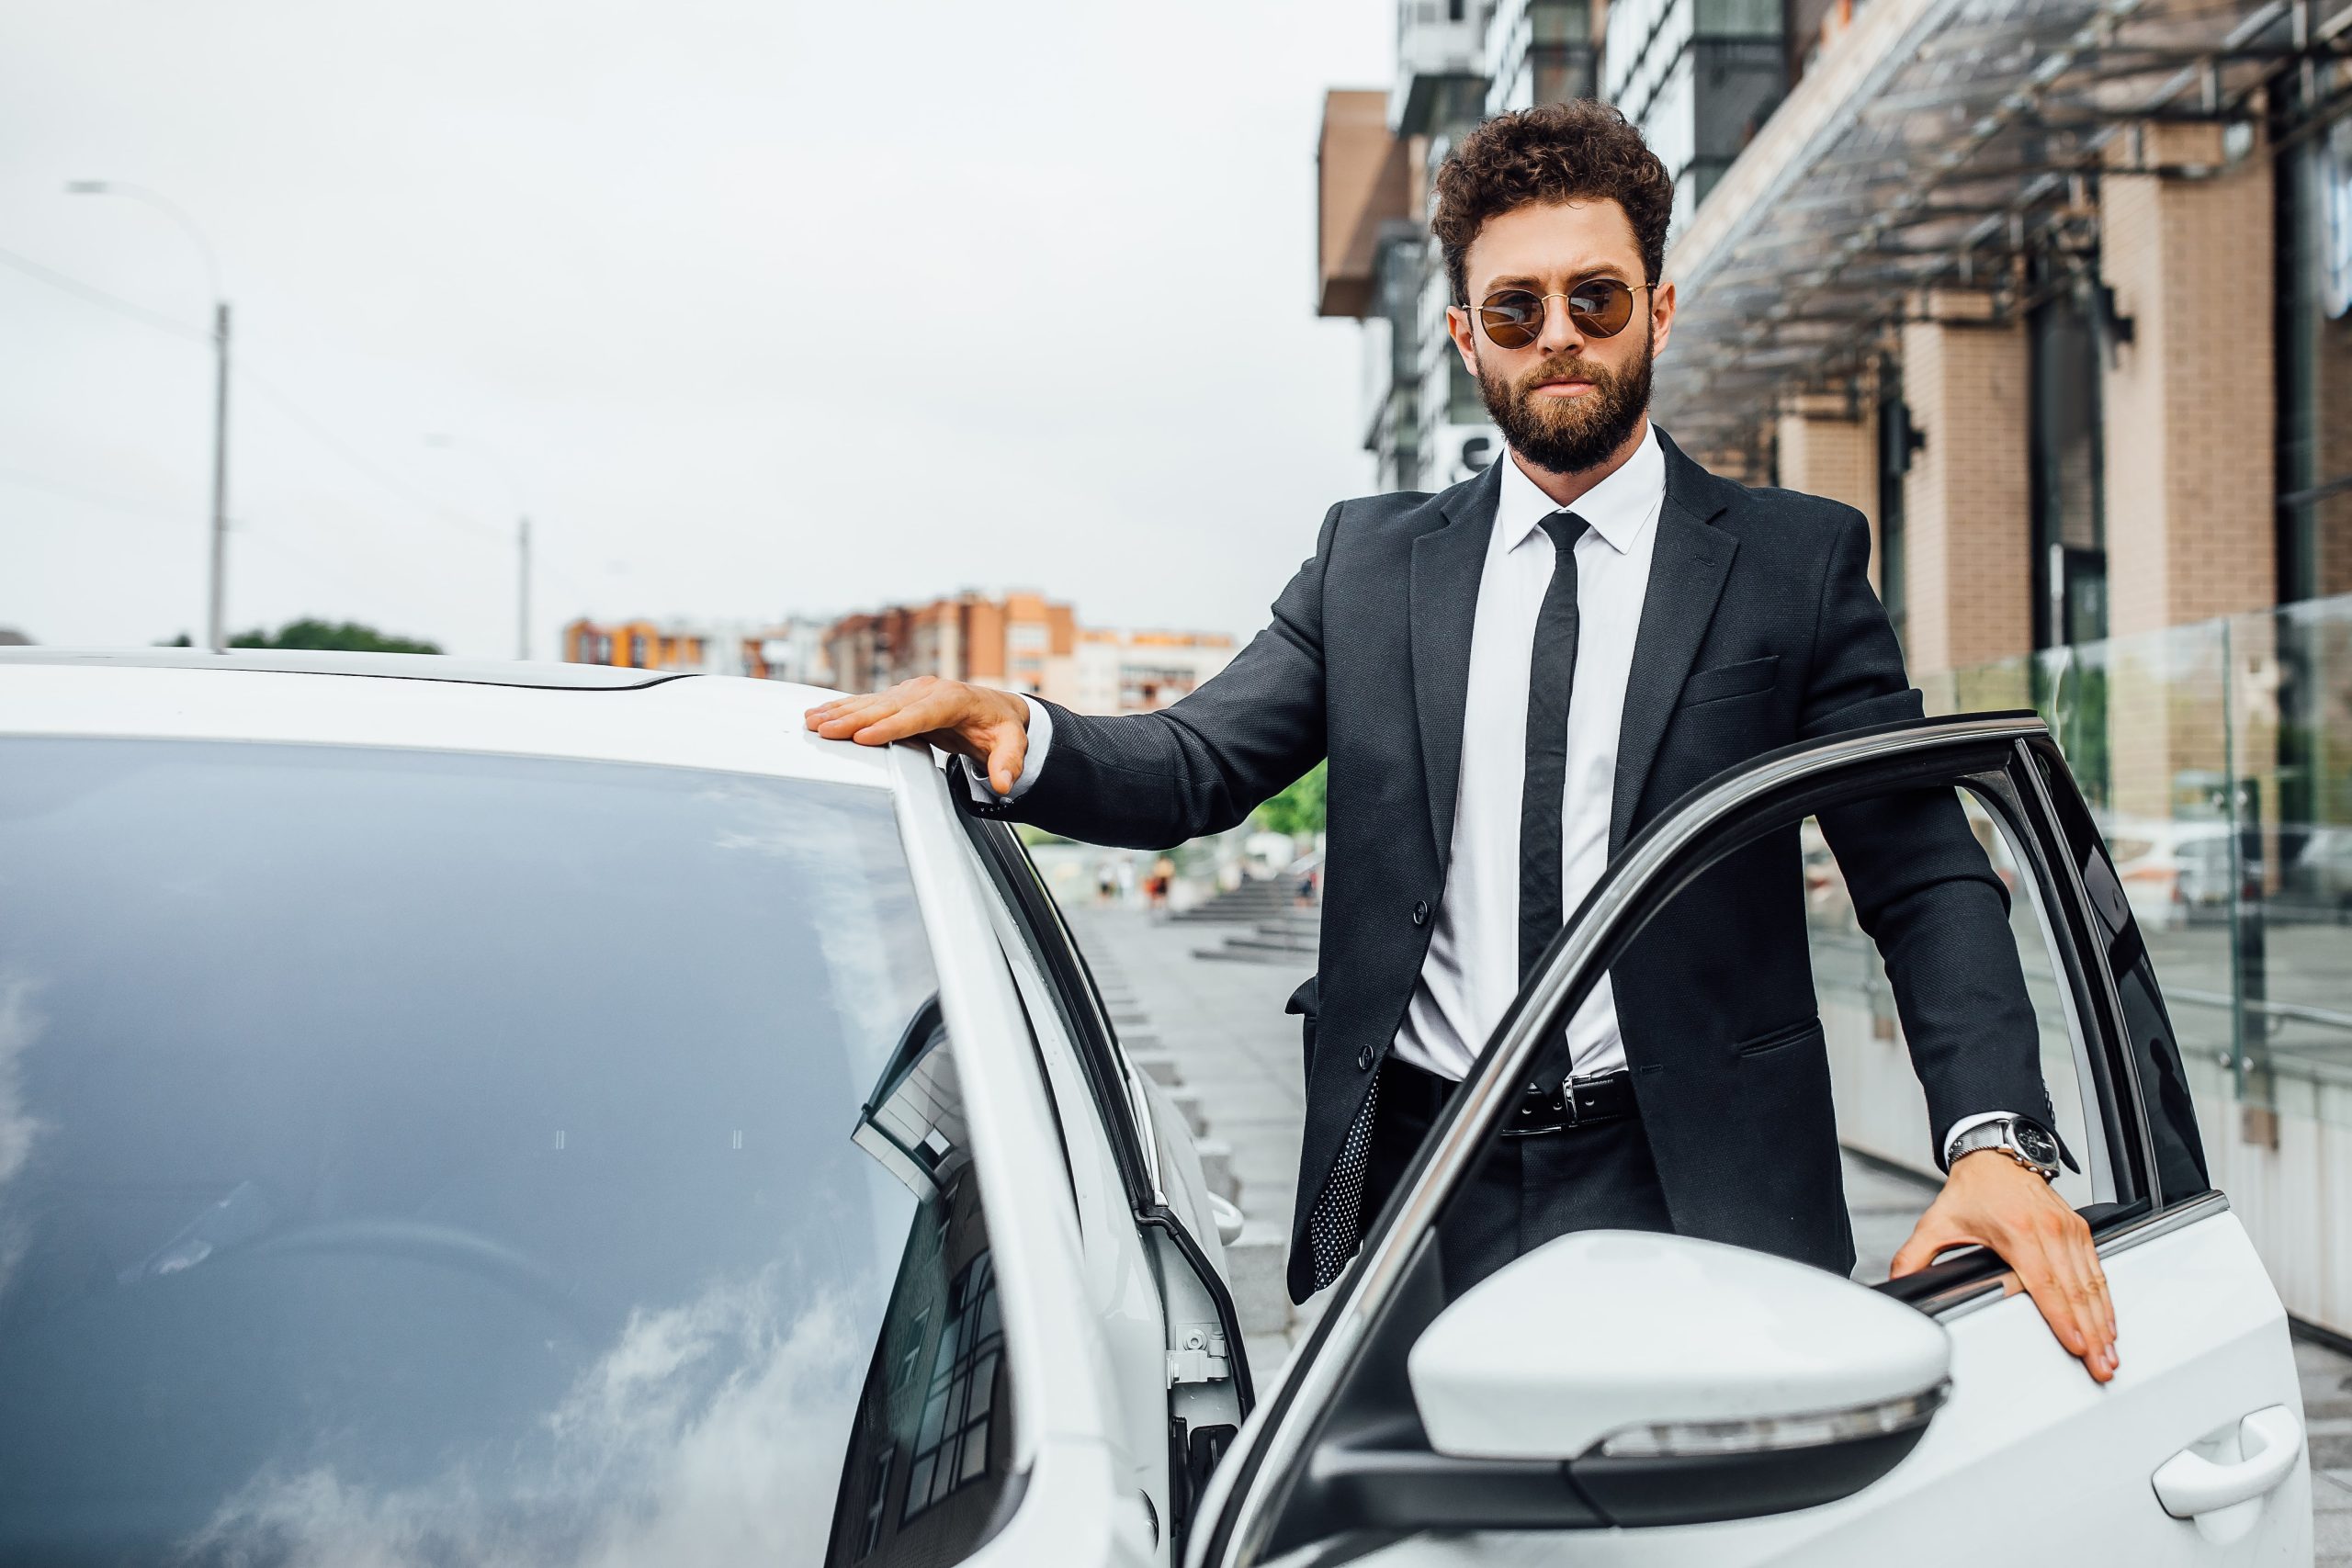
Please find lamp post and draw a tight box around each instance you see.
[66,181,231,651]
[424,434,532,660]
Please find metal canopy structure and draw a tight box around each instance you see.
[1653,0,2352,453]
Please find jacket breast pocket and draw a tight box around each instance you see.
[1735,1014,1823,1059]
[1679,654,1781,708]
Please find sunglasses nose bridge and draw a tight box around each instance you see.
[1533,291,1587,353]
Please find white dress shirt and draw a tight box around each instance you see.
[1391,426,1664,1081]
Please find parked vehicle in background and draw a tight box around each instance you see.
[2100,817,2237,928]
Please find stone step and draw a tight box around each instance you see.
[1194,1137,1239,1202]
[1168,1089,1210,1138]
[1220,933,1317,954]
[1193,946,1317,967]
[1253,918,1321,937]
[1131,1051,1183,1088]
[1226,1224,1293,1337]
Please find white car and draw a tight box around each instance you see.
[0,651,2310,1568]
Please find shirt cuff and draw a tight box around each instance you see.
[1942,1111,2017,1168]
[961,695,1052,804]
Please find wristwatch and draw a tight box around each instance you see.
[1950,1116,2061,1181]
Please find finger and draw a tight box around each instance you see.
[822,692,936,741]
[2036,1209,2109,1365]
[2061,1227,2118,1371]
[848,698,959,747]
[809,694,901,739]
[985,728,1029,797]
[1889,1210,1985,1278]
[2015,1240,2106,1381]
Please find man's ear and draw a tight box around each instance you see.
[1445,305,1479,378]
[1650,279,1676,359]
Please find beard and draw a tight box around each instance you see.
[1476,323,1654,476]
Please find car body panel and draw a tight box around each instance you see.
[0,658,881,787]
[1192,716,2308,1568]
[1317,1209,2307,1568]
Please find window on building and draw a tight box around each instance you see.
[1447,353,1487,424]
[902,1252,1004,1521]
[2027,259,2108,649]
[856,1447,894,1559]
[1876,370,1912,655]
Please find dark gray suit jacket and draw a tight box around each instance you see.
[972,428,2052,1302]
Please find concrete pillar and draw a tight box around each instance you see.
[1900,294,2032,685]
[1775,393,1880,591]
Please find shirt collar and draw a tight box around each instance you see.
[1494,421,1665,557]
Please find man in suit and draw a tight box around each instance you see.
[808,102,2119,1382]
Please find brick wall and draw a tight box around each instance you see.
[2101,123,2278,636]
[1774,397,1881,590]
[1901,305,2033,673]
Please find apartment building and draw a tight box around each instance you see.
[562,615,834,684]
[820,594,1232,716]
[821,592,1079,702]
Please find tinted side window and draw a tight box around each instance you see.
[2030,745,2211,1203]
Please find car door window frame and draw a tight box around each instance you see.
[1192,713,2215,1568]
[950,780,1258,1416]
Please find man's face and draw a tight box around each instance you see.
[1445,198,1676,476]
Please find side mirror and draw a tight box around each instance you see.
[1408,1231,1951,1526]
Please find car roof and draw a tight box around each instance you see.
[0,649,896,788]
[0,646,687,689]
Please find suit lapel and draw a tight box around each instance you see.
[1408,462,1501,861]
[1610,431,1739,857]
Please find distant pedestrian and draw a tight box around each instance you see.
[1146,855,1174,919]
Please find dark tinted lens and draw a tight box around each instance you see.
[1566,278,1636,337]
[1477,290,1544,348]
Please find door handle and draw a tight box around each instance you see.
[1206,1192,1246,1247]
[2151,1404,2303,1520]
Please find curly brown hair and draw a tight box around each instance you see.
[1431,101,1674,306]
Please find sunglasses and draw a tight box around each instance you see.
[1471,277,1655,348]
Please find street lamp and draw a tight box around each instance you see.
[66,181,232,652]
[424,434,532,660]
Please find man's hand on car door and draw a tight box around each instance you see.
[1890,1152,2119,1383]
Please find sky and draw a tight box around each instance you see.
[0,1,1395,658]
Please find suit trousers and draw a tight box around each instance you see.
[1358,1056,1675,1298]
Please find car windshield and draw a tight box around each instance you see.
[0,737,961,1566]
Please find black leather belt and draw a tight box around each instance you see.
[1502,1068,1638,1137]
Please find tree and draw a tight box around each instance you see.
[1255,760,1327,840]
[221,618,442,655]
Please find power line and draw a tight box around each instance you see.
[0,241,508,550]
[0,243,208,343]
[233,368,509,549]
[2,241,642,632]
[0,463,187,523]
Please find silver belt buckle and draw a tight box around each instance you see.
[1501,1077,1568,1139]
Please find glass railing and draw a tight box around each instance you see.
[1905,592,2352,1126]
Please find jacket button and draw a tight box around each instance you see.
[1355,1043,1376,1072]
[1411,899,1430,927]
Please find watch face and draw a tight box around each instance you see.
[2015,1122,2059,1167]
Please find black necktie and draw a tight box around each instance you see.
[1521,512,1589,986]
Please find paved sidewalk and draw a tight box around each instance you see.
[1068,899,2352,1561]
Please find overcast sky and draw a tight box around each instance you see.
[1,1,1394,658]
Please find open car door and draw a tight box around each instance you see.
[1187,712,2309,1568]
